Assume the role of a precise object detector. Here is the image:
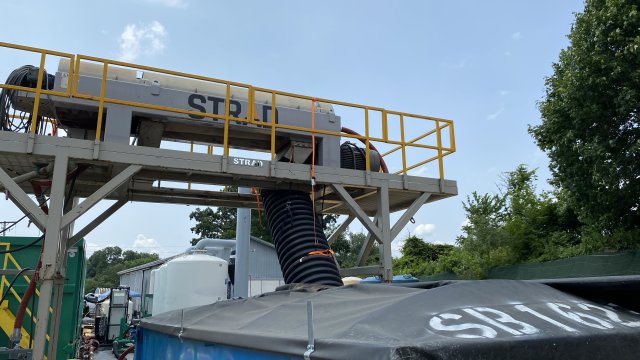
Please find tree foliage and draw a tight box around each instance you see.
[394,166,584,279]
[189,186,338,246]
[85,246,159,292]
[530,0,640,234]
[331,231,379,268]
[188,186,272,245]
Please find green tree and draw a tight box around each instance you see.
[437,165,583,279]
[189,186,338,246]
[85,246,159,291]
[331,231,379,268]
[393,235,454,277]
[530,0,640,236]
[189,186,271,245]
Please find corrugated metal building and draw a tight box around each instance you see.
[118,237,284,310]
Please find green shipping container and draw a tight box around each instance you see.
[0,236,85,360]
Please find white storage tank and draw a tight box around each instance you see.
[147,269,157,315]
[152,264,167,315]
[161,253,228,315]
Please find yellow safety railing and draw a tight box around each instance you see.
[0,41,455,179]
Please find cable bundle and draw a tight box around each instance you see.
[0,65,54,133]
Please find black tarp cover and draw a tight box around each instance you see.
[140,280,640,359]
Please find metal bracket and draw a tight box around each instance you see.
[26,133,35,154]
[92,139,100,159]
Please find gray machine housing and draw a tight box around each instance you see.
[18,61,342,167]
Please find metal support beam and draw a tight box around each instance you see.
[356,216,379,267]
[390,192,431,240]
[377,185,392,282]
[60,165,141,229]
[67,199,127,247]
[327,215,355,245]
[331,184,382,241]
[33,154,68,360]
[0,166,47,231]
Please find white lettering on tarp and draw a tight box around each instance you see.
[232,158,264,167]
[547,302,614,330]
[429,313,498,339]
[577,303,640,328]
[428,301,640,339]
[515,304,577,332]
[464,307,539,335]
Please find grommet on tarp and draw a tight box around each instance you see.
[410,217,415,224]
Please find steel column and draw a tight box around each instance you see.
[33,154,68,360]
[377,185,392,282]
[234,187,251,298]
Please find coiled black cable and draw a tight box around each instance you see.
[1,65,52,133]
[261,190,342,286]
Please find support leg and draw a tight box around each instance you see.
[377,185,392,282]
[32,154,68,360]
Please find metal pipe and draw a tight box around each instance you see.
[0,162,53,192]
[234,187,251,297]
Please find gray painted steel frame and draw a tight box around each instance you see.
[0,130,457,358]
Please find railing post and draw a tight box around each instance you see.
[95,62,109,141]
[223,83,231,156]
[28,53,47,134]
[364,108,370,171]
[270,92,277,160]
[400,115,407,174]
[436,120,444,179]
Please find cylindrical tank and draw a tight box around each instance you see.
[162,253,228,314]
[152,264,167,315]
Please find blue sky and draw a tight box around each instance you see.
[0,0,584,258]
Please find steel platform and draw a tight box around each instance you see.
[0,131,457,216]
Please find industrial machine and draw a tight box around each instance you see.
[0,42,457,359]
[2,59,379,171]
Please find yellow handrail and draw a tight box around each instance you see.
[0,41,456,178]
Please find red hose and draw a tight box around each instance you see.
[118,345,135,360]
[13,256,41,332]
[341,127,389,173]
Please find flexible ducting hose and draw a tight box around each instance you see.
[341,127,389,173]
[261,190,342,286]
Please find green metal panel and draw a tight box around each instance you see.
[0,236,85,360]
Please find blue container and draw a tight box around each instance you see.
[135,328,299,360]
[361,274,418,283]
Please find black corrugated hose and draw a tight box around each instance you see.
[261,190,342,286]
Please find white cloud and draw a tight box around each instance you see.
[414,223,436,237]
[487,107,505,120]
[511,32,522,40]
[85,242,103,257]
[119,21,167,62]
[133,234,160,254]
[504,51,512,56]
[499,90,510,96]
[142,0,188,7]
